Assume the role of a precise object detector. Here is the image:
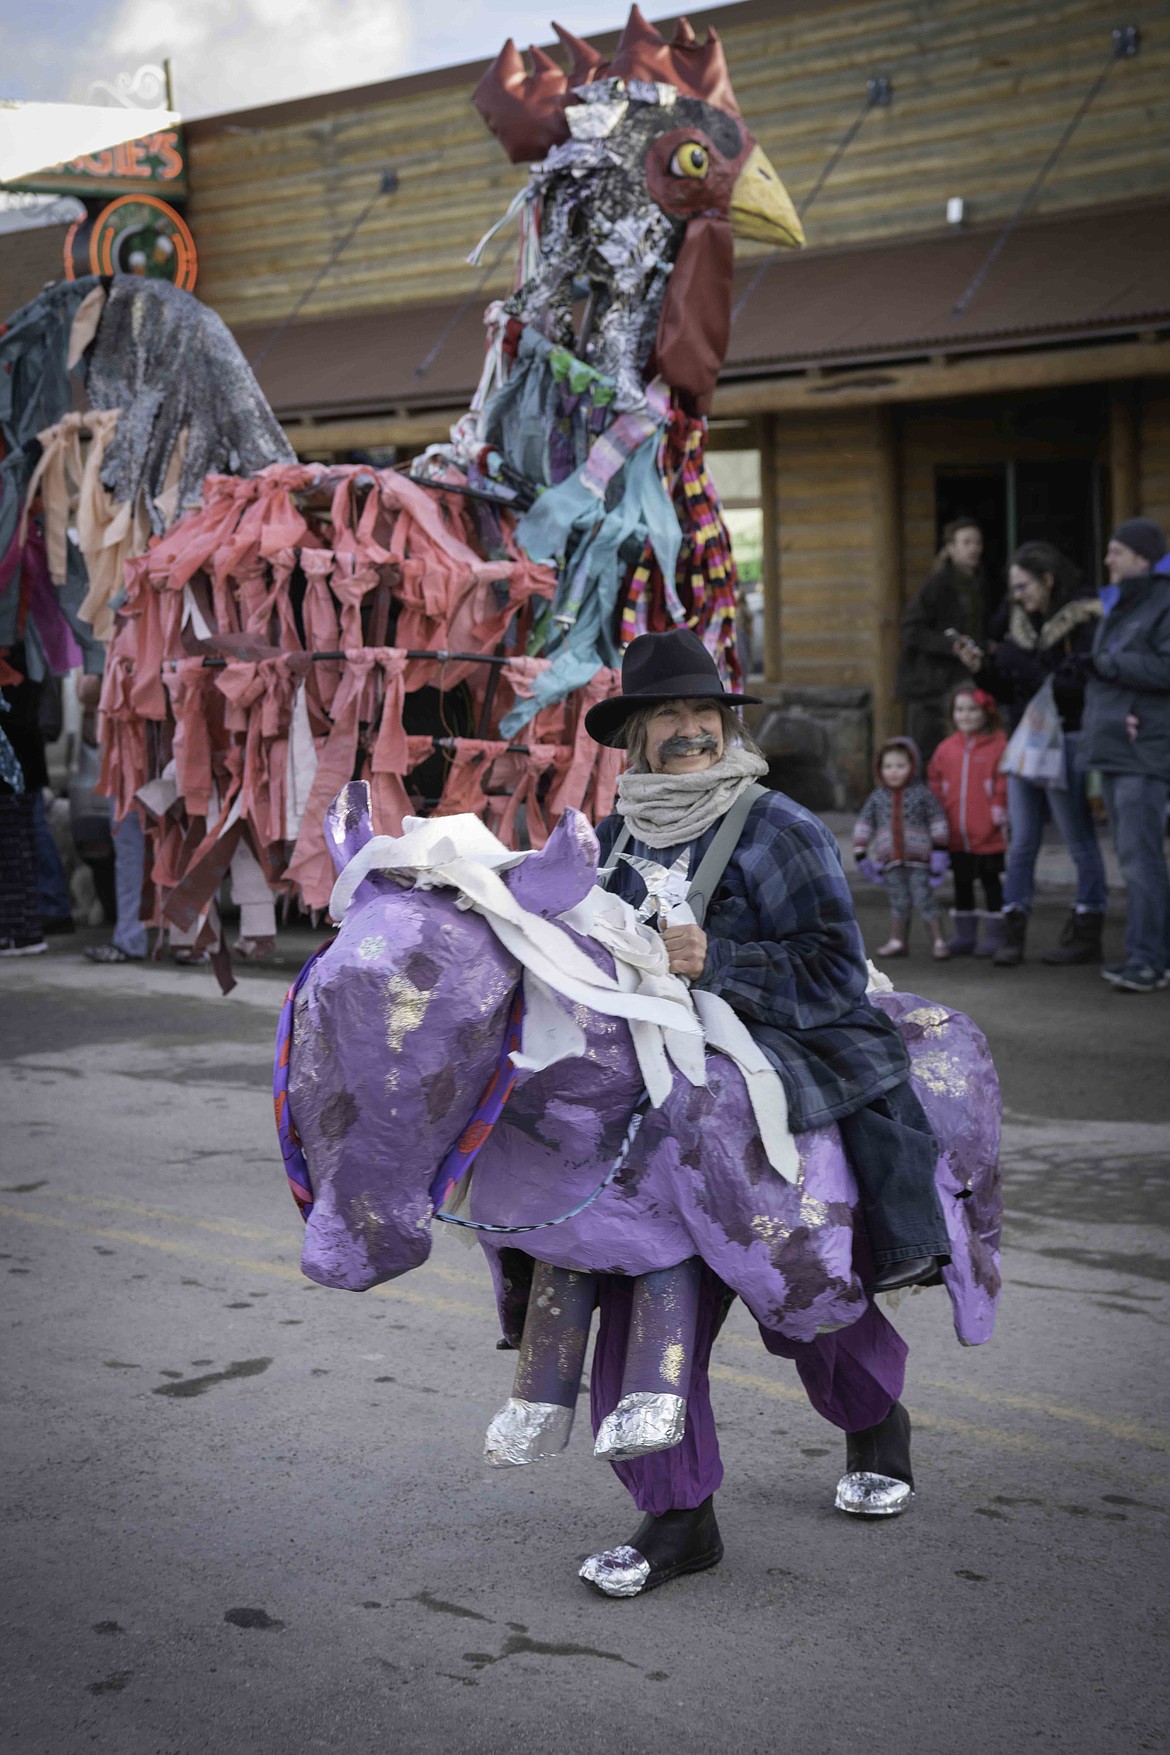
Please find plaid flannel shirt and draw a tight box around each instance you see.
[597,789,910,1132]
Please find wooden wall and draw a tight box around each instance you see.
[768,408,888,692]
[186,0,1170,329]
[765,380,1170,748]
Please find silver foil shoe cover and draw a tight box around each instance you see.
[593,1392,687,1461]
[834,1471,914,1516]
[578,1545,652,1598]
[484,1397,574,1467]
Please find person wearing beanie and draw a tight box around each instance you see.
[1077,519,1170,993]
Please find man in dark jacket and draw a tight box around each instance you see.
[897,519,986,763]
[1080,518,1170,993]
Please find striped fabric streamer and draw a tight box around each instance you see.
[616,406,742,686]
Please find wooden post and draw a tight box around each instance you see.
[759,412,781,688]
[1109,384,1139,524]
[871,404,903,747]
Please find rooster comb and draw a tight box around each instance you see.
[473,6,741,164]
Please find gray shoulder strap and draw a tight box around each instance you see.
[599,819,633,889]
[686,783,767,927]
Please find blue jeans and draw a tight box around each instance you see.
[1101,773,1170,972]
[1002,732,1107,915]
[837,1080,950,1268]
[32,791,72,920]
[111,801,149,959]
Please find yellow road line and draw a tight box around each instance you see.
[45,1189,485,1288]
[709,1363,1039,1454]
[917,1376,1168,1449]
[0,1203,487,1319]
[716,1329,1169,1451]
[5,1201,1167,1455]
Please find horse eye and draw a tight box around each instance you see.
[669,142,709,179]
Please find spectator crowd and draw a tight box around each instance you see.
[859,514,1170,993]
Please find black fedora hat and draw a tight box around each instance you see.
[584,629,762,747]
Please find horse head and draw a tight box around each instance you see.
[287,784,601,1289]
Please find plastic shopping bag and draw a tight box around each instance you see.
[999,675,1066,789]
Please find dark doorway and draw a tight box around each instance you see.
[935,457,1104,625]
[935,467,1009,629]
[1014,459,1102,586]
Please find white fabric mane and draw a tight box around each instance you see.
[330,812,799,1183]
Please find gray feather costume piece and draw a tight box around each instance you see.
[87,278,295,533]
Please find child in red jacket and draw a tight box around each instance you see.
[927,686,1009,957]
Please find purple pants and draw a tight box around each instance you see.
[589,1266,908,1516]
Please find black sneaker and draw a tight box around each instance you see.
[1107,963,1167,994]
[0,936,48,958]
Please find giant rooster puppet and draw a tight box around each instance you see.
[417,6,804,734]
[272,11,1002,1605]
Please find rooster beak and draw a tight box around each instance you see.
[729,145,804,247]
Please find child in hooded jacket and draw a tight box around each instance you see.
[853,736,950,959]
[927,686,1008,957]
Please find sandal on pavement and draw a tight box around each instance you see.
[875,938,907,958]
[83,943,142,965]
[172,947,210,967]
[232,936,276,962]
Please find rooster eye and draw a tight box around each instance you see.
[669,142,709,180]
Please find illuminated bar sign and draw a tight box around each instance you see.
[14,128,188,199]
[12,126,197,293]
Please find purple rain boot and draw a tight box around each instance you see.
[974,912,1006,959]
[594,1258,703,1461]
[945,910,979,956]
[484,1263,597,1466]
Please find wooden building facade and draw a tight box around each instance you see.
[5,0,1169,797]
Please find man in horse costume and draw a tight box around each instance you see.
[276,628,1001,1601]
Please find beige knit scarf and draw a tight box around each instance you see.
[616,743,769,850]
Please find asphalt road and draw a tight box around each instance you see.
[2,889,1168,1755]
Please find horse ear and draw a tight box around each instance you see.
[325,781,374,875]
[503,808,599,917]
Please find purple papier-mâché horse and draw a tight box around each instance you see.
[280,783,1001,1473]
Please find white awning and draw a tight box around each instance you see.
[0,102,181,186]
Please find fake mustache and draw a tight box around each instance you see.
[658,733,720,760]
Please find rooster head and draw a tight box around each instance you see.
[474,7,802,410]
[475,6,802,250]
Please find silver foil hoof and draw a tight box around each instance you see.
[834,1471,914,1517]
[593,1392,687,1461]
[578,1545,651,1598]
[484,1397,574,1467]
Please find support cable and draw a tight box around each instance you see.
[731,75,891,329]
[952,27,1140,317]
[412,235,514,381]
[249,167,400,372]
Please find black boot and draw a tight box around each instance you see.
[867,1254,942,1294]
[579,1495,723,1597]
[836,1401,914,1517]
[1041,909,1104,966]
[992,909,1027,967]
